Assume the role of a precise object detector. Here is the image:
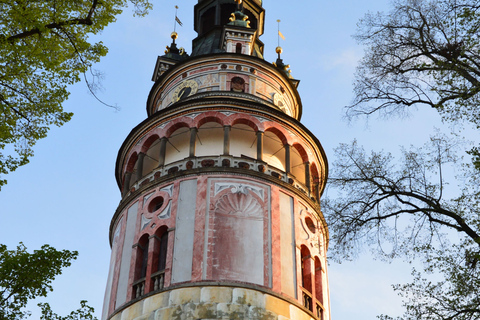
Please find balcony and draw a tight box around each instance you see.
[126,155,315,200]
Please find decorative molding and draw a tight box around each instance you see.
[214,182,264,201]
[214,192,263,219]
[160,184,174,197]
[141,214,152,230]
[143,192,154,206]
[157,200,171,219]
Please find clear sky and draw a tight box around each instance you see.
[0,0,454,319]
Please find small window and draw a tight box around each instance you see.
[148,196,164,213]
[231,77,245,92]
[305,217,316,234]
[236,43,242,54]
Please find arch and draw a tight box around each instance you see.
[154,226,169,272]
[197,115,224,128]
[125,152,139,173]
[314,256,323,305]
[310,162,321,199]
[301,245,312,293]
[124,152,139,190]
[231,76,245,92]
[141,134,161,153]
[230,117,259,132]
[292,143,309,163]
[264,127,288,145]
[134,234,150,281]
[150,226,169,292]
[300,245,313,312]
[165,121,190,138]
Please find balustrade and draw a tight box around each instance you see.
[151,270,165,291]
[132,278,145,299]
[126,155,313,200]
[302,288,313,312]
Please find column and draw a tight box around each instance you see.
[305,161,311,195]
[189,127,198,158]
[256,131,264,161]
[223,125,231,155]
[158,137,168,167]
[122,172,132,196]
[285,144,291,174]
[136,152,145,182]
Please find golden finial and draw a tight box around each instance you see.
[276,46,283,54]
[171,31,178,40]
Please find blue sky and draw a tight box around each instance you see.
[0,0,454,319]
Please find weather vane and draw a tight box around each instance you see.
[277,19,285,47]
[174,5,183,32]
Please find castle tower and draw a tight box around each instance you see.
[102,1,330,319]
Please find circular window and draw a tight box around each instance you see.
[305,217,316,234]
[148,196,164,213]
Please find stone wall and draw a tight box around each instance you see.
[109,286,316,320]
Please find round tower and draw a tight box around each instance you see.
[102,1,330,319]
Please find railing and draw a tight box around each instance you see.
[301,288,313,312]
[316,300,324,319]
[151,270,165,291]
[127,155,313,199]
[132,278,145,299]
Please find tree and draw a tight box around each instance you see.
[0,242,97,320]
[325,137,480,319]
[0,0,152,189]
[349,0,480,126]
[324,0,480,318]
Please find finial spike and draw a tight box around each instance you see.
[173,5,183,32]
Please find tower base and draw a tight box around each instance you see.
[109,283,317,320]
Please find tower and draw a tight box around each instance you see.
[102,1,330,319]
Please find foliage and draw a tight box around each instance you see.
[0,0,152,189]
[324,136,480,319]
[0,243,81,319]
[350,0,480,127]
[39,300,97,320]
[327,0,480,317]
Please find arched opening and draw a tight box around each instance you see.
[165,126,190,165]
[125,152,139,190]
[196,121,224,157]
[310,162,320,200]
[142,136,161,177]
[264,130,286,171]
[301,245,313,312]
[150,226,169,292]
[231,76,245,92]
[291,144,307,184]
[132,234,149,299]
[315,256,323,305]
[230,123,257,159]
